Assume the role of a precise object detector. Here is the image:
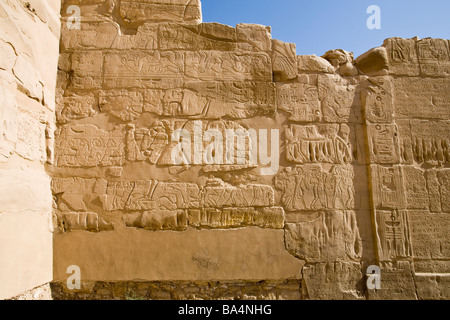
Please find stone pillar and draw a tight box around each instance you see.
[0,0,60,299]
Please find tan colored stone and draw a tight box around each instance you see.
[298,55,335,74]
[361,76,394,124]
[286,124,353,164]
[53,227,304,282]
[374,209,412,261]
[285,210,362,263]
[56,92,97,123]
[417,38,450,76]
[383,37,420,76]
[185,51,272,81]
[119,0,202,25]
[301,262,364,300]
[276,82,321,122]
[275,165,357,211]
[318,74,360,123]
[236,24,272,52]
[58,212,114,233]
[55,125,125,167]
[272,39,297,81]
[159,23,236,51]
[322,49,358,76]
[3,0,450,301]
[367,124,401,164]
[355,47,389,76]
[367,262,417,300]
[393,78,450,120]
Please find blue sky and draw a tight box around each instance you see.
[202,0,450,57]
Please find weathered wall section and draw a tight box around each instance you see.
[366,38,450,300]
[0,0,60,299]
[52,0,450,299]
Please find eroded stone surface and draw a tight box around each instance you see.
[1,0,449,300]
[51,1,450,300]
[0,0,58,299]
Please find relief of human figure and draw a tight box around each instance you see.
[275,167,297,211]
[308,169,327,209]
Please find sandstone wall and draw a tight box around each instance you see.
[51,0,450,300]
[0,0,60,299]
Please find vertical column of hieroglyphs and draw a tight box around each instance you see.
[0,0,60,299]
[359,43,416,299]
[384,38,450,299]
[356,37,450,299]
[276,49,372,299]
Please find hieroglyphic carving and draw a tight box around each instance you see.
[437,169,450,212]
[402,166,429,210]
[124,206,284,231]
[271,39,297,80]
[61,22,119,51]
[55,125,125,167]
[56,93,97,123]
[383,38,420,76]
[417,38,450,76]
[393,78,450,120]
[125,119,254,168]
[426,170,442,213]
[236,23,272,53]
[286,124,352,164]
[159,23,236,51]
[183,81,276,117]
[185,51,272,81]
[399,120,450,166]
[410,211,450,261]
[57,212,114,233]
[70,50,103,77]
[401,165,450,216]
[361,76,394,123]
[318,74,359,123]
[276,83,321,122]
[368,124,400,164]
[119,0,202,24]
[99,90,144,121]
[375,209,413,261]
[126,122,171,164]
[275,165,356,211]
[101,178,274,211]
[70,51,103,83]
[124,210,188,231]
[367,262,417,300]
[144,82,275,119]
[53,0,450,299]
[301,262,364,300]
[52,177,107,212]
[285,210,362,263]
[101,180,201,211]
[104,51,184,88]
[111,23,159,50]
[371,165,405,209]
